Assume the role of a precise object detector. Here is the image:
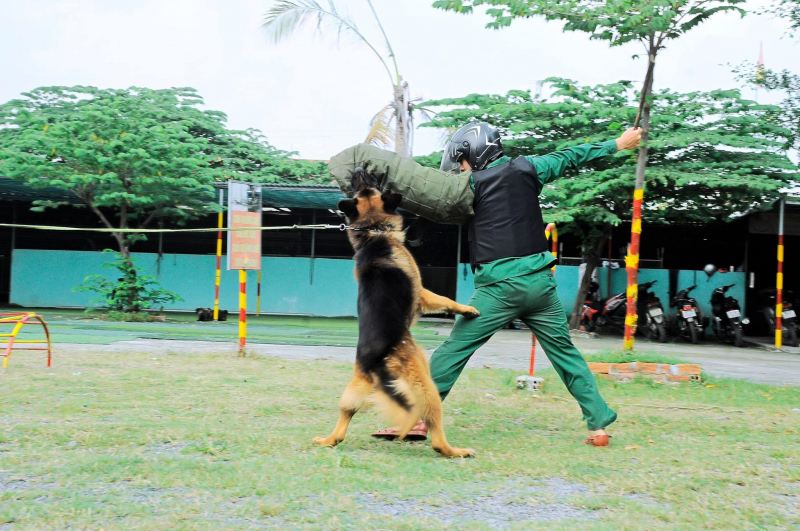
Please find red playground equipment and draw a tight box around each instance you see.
[1,312,53,368]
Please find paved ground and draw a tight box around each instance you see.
[56,326,800,386]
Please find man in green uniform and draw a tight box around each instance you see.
[374,122,642,446]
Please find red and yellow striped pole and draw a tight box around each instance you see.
[775,197,785,349]
[238,269,247,354]
[213,189,223,321]
[529,224,559,376]
[623,188,644,350]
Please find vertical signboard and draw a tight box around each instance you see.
[227,182,262,271]
[226,182,262,353]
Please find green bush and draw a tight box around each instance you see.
[77,250,181,313]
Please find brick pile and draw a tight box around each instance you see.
[587,361,702,383]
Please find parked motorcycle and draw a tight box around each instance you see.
[581,280,667,341]
[641,281,668,342]
[710,284,749,347]
[758,288,799,347]
[671,285,706,344]
[579,281,602,332]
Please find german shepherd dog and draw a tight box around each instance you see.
[313,169,478,458]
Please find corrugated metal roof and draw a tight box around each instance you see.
[0,176,345,209]
[261,185,345,209]
[0,177,75,202]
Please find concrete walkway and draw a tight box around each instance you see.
[59,327,800,386]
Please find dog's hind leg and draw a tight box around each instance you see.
[313,373,372,448]
[418,374,475,458]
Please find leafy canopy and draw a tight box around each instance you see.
[432,0,746,47]
[735,63,800,153]
[421,78,797,229]
[762,0,800,35]
[0,86,326,241]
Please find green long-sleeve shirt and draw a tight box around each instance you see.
[472,139,618,288]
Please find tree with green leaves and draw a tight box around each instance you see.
[433,0,746,348]
[0,86,325,259]
[736,63,800,154]
[263,0,431,157]
[422,78,797,326]
[763,0,800,34]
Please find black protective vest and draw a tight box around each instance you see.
[468,156,549,267]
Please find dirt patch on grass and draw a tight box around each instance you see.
[0,472,33,493]
[0,471,55,494]
[145,440,191,456]
[357,477,595,527]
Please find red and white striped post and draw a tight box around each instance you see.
[775,197,785,349]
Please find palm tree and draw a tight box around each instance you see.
[263,0,426,157]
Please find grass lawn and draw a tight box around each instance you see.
[1,348,798,529]
[0,308,445,347]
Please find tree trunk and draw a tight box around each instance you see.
[116,203,131,259]
[623,44,657,350]
[569,235,608,329]
[110,232,131,259]
[394,80,411,157]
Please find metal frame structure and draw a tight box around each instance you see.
[1,312,52,368]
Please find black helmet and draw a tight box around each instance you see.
[440,122,503,173]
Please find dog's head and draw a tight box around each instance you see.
[337,168,403,243]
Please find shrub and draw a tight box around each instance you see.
[77,250,182,313]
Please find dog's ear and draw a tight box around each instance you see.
[381,192,402,213]
[337,198,359,220]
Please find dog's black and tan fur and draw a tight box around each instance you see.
[313,169,478,458]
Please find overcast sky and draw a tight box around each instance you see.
[2,0,798,160]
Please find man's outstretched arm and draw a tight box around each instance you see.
[529,127,642,185]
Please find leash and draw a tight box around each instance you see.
[0,222,405,234]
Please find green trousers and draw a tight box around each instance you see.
[430,268,617,430]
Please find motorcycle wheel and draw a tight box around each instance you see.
[786,324,799,348]
[733,326,744,348]
[645,319,656,340]
[689,324,699,344]
[656,323,667,343]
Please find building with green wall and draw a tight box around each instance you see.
[1,177,797,335]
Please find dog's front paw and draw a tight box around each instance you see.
[460,306,480,319]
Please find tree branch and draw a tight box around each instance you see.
[138,209,161,229]
[74,188,114,231]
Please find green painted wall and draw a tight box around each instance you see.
[456,263,746,330]
[10,250,747,323]
[10,250,358,316]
